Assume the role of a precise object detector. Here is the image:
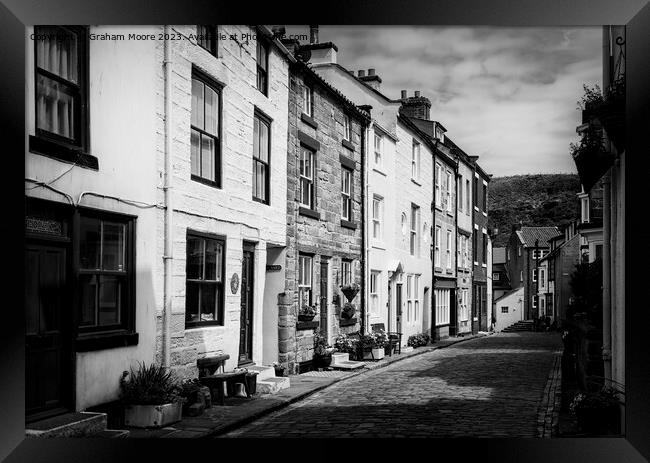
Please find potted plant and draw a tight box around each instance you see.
[570,381,624,435]
[340,282,360,303]
[178,378,211,417]
[298,304,317,322]
[333,333,358,360]
[273,362,286,377]
[341,302,356,320]
[407,333,431,348]
[359,331,386,361]
[313,330,334,368]
[119,362,184,428]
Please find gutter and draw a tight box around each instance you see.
[162,26,173,369]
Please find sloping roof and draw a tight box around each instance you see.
[494,285,524,303]
[515,227,562,248]
[493,247,507,264]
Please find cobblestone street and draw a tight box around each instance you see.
[220,332,563,438]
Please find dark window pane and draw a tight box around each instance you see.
[201,134,215,181]
[186,281,200,322]
[200,283,216,321]
[79,274,98,326]
[191,79,204,128]
[253,116,260,159]
[259,119,269,162]
[102,221,125,271]
[186,236,204,279]
[204,239,222,281]
[36,74,77,140]
[204,86,218,135]
[79,217,101,270]
[191,129,200,176]
[36,26,78,83]
[98,275,121,326]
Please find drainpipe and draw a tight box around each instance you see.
[162,26,173,369]
[360,119,368,335]
[602,170,612,381]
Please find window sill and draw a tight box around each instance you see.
[411,178,422,187]
[341,219,357,230]
[253,197,270,206]
[371,243,386,250]
[447,211,454,217]
[301,113,318,129]
[482,264,487,268]
[299,206,320,220]
[474,206,480,212]
[191,175,222,189]
[75,331,139,352]
[372,167,386,177]
[483,212,488,217]
[446,269,454,274]
[342,139,355,152]
[185,321,225,330]
[29,135,98,170]
[434,204,443,212]
[297,321,319,331]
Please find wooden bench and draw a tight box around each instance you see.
[197,355,250,405]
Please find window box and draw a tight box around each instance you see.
[301,112,318,129]
[339,317,357,327]
[341,219,357,230]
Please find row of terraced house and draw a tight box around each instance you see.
[25,24,492,422]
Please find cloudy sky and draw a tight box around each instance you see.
[285,26,602,176]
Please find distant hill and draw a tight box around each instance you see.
[488,174,581,247]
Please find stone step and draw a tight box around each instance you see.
[256,376,291,394]
[93,429,130,438]
[401,346,414,353]
[245,364,276,381]
[331,360,365,370]
[26,411,107,438]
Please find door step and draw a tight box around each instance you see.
[257,376,291,394]
[331,352,365,370]
[245,364,275,381]
[26,411,107,438]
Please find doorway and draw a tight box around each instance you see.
[25,242,73,421]
[320,258,329,341]
[238,243,255,365]
[395,283,403,335]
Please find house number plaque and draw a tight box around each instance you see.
[230,273,239,294]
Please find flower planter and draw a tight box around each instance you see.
[124,402,183,428]
[298,314,316,322]
[362,348,385,361]
[341,305,356,320]
[313,353,332,368]
[274,367,285,377]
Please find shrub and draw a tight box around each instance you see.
[119,362,182,405]
[407,333,430,348]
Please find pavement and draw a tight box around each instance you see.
[221,331,563,438]
[124,332,490,438]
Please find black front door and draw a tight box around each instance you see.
[449,288,458,336]
[25,243,72,420]
[396,283,403,334]
[238,246,254,365]
[320,259,328,341]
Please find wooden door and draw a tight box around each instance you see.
[320,259,329,341]
[396,283,403,334]
[238,247,254,365]
[25,243,72,420]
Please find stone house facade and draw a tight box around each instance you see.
[471,161,491,332]
[280,48,370,373]
[153,25,292,378]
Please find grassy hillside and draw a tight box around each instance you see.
[488,174,581,247]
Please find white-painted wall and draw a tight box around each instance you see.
[493,287,524,332]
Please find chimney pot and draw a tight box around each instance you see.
[368,68,375,76]
[358,70,366,77]
[309,25,319,44]
[414,90,421,97]
[401,90,407,99]
[347,70,354,75]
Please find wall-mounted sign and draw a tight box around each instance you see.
[26,216,63,236]
[266,264,282,272]
[230,273,239,294]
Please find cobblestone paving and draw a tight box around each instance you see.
[221,332,563,438]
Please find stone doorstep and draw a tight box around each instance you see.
[245,364,276,381]
[26,411,107,438]
[257,376,291,394]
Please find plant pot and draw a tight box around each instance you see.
[274,367,285,377]
[298,314,316,322]
[313,353,332,368]
[124,402,183,428]
[576,405,620,435]
[245,372,258,395]
[362,348,385,361]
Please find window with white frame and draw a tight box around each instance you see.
[302,84,313,117]
[374,132,382,166]
[299,146,315,208]
[410,204,420,256]
[446,171,453,212]
[343,114,351,141]
[581,196,590,223]
[540,268,545,288]
[341,167,352,221]
[435,226,441,268]
[435,163,442,207]
[406,274,413,322]
[435,288,450,326]
[412,141,420,180]
[458,176,463,212]
[341,259,352,286]
[446,230,452,269]
[372,195,383,241]
[532,295,538,309]
[298,254,313,312]
[501,306,508,313]
[414,275,420,321]
[460,288,469,321]
[370,271,380,314]
[532,268,538,282]
[520,270,523,282]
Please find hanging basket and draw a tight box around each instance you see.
[341,286,360,302]
[341,304,356,319]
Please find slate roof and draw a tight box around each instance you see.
[493,247,507,264]
[515,227,562,248]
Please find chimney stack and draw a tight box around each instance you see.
[347,70,354,75]
[358,70,366,77]
[399,90,431,120]
[357,68,383,91]
[368,68,376,76]
[309,25,319,44]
